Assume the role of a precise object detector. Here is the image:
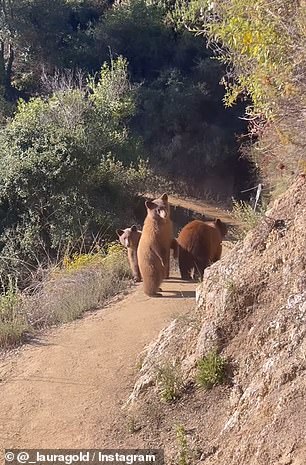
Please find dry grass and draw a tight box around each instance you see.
[0,244,132,349]
[0,281,29,348]
[176,424,191,465]
[231,200,265,240]
[156,360,184,402]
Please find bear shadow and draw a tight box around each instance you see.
[160,290,195,299]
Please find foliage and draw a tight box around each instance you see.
[94,0,247,191]
[232,199,265,239]
[180,0,306,188]
[0,0,250,201]
[0,243,132,348]
[0,276,29,347]
[196,351,225,388]
[95,0,174,81]
[134,65,245,184]
[61,242,125,273]
[0,57,149,284]
[62,252,105,272]
[176,424,191,465]
[156,360,184,402]
[0,0,105,97]
[182,0,304,118]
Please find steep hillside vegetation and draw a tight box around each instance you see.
[124,175,306,464]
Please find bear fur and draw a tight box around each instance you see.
[116,225,142,282]
[137,193,174,296]
[176,218,227,280]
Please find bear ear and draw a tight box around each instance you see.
[131,225,137,232]
[215,219,228,236]
[145,200,155,210]
[161,193,168,202]
[116,229,124,237]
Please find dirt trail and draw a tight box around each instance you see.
[167,195,240,225]
[0,278,195,451]
[0,198,230,452]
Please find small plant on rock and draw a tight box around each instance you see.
[232,199,265,239]
[196,351,225,389]
[156,360,183,402]
[176,423,190,465]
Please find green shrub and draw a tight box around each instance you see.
[95,0,173,82]
[180,0,306,186]
[182,0,303,119]
[196,351,225,389]
[95,0,248,196]
[0,58,150,284]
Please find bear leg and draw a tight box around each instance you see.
[164,252,170,279]
[178,248,193,280]
[194,260,208,281]
[214,244,222,262]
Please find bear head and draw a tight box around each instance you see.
[145,193,170,220]
[116,225,141,248]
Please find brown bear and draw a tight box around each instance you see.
[116,225,142,282]
[137,193,174,296]
[176,219,227,280]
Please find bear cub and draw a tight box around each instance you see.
[116,225,142,282]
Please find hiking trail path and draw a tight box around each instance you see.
[0,197,234,452]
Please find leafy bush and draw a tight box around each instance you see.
[0,58,150,285]
[94,0,249,195]
[60,242,125,273]
[182,0,303,118]
[0,0,103,96]
[95,0,174,81]
[61,253,105,273]
[134,66,244,179]
[181,0,306,189]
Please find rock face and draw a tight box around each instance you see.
[127,176,306,464]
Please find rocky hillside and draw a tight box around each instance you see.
[123,175,306,464]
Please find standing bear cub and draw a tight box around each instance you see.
[176,219,227,280]
[137,193,173,296]
[116,225,142,282]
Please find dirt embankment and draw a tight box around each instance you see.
[125,176,306,464]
